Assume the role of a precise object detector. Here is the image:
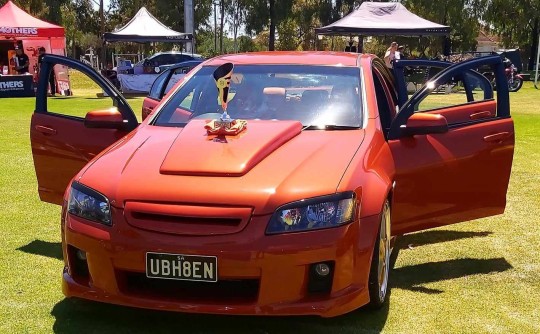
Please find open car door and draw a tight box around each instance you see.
[142,61,202,120]
[388,56,515,235]
[31,55,138,205]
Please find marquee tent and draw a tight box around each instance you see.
[0,0,65,38]
[315,2,450,36]
[0,1,69,95]
[104,7,192,43]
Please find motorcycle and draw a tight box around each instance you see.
[482,58,524,92]
[504,58,523,92]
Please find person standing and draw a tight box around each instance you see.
[383,42,398,69]
[37,47,56,96]
[14,44,29,74]
[395,45,407,60]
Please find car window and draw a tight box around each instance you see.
[415,71,491,112]
[171,54,191,63]
[153,65,363,128]
[149,70,171,100]
[372,69,394,134]
[151,55,171,66]
[164,73,186,95]
[45,65,117,119]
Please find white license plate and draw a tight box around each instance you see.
[146,252,217,282]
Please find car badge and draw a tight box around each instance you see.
[206,62,247,136]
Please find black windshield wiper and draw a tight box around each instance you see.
[303,125,361,130]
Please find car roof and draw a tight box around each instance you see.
[150,51,204,58]
[161,60,204,71]
[203,51,365,67]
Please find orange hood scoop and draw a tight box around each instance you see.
[160,119,302,176]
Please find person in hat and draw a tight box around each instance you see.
[395,45,407,60]
[14,44,30,74]
[37,47,56,96]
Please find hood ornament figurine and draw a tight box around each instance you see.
[205,63,248,136]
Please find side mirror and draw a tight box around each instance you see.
[84,108,126,129]
[402,113,448,136]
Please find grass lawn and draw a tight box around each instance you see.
[0,80,539,333]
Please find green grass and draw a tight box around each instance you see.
[0,82,539,333]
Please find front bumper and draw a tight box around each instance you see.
[61,208,380,317]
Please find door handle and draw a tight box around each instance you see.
[35,125,57,136]
[470,111,493,120]
[483,132,512,143]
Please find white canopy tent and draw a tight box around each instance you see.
[315,2,450,36]
[103,7,192,43]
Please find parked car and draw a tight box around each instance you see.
[142,60,203,120]
[104,53,204,88]
[136,51,204,73]
[31,52,514,317]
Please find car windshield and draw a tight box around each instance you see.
[153,65,363,128]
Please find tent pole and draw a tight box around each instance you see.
[535,33,540,89]
[331,36,334,51]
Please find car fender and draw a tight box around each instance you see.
[336,124,395,222]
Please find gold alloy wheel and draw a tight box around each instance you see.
[378,201,391,301]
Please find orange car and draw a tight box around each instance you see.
[31,52,514,317]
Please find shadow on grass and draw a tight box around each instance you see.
[396,230,493,249]
[17,240,62,260]
[392,257,512,294]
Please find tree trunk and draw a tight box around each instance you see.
[334,0,343,21]
[214,2,218,53]
[269,0,275,51]
[529,17,539,70]
[99,0,105,69]
[220,0,225,54]
[442,3,450,56]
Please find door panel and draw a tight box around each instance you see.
[389,55,514,234]
[31,113,129,204]
[32,54,137,205]
[390,117,514,235]
[425,99,496,125]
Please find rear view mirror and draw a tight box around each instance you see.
[402,113,448,137]
[84,108,125,129]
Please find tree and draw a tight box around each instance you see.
[226,0,248,52]
[0,0,47,17]
[244,0,294,51]
[219,0,225,53]
[400,0,483,56]
[44,0,69,24]
[480,0,540,69]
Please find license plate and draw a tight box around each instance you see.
[146,252,217,282]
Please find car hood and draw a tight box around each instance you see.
[79,120,365,215]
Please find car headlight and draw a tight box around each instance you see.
[266,192,357,234]
[67,182,112,226]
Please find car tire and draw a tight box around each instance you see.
[367,199,391,309]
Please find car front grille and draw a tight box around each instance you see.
[117,271,260,304]
[124,201,253,236]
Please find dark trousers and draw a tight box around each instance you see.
[48,69,56,95]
